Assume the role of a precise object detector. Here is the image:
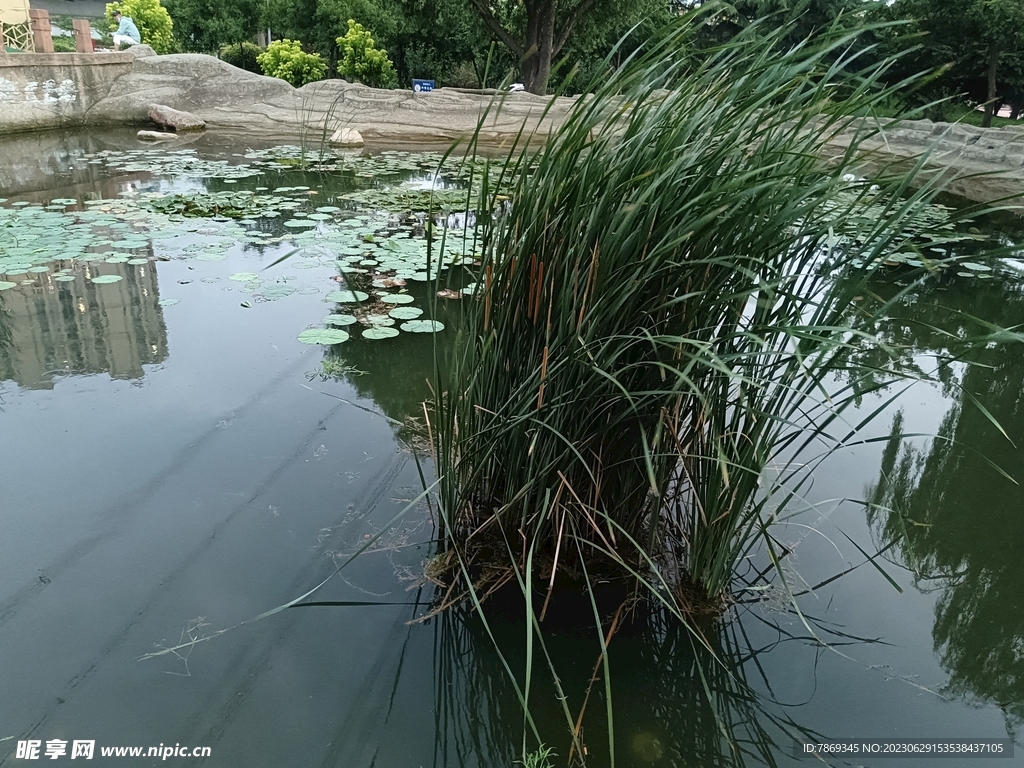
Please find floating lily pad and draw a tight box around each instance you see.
[388,306,423,320]
[960,262,992,272]
[323,313,357,326]
[298,328,350,344]
[0,281,16,291]
[54,275,77,282]
[400,319,445,333]
[261,285,298,299]
[362,326,400,339]
[325,289,369,303]
[229,272,261,282]
[284,219,318,228]
[91,274,124,284]
[127,258,149,265]
[158,298,180,306]
[379,293,415,304]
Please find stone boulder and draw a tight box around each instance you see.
[329,127,364,147]
[137,130,177,141]
[148,104,206,132]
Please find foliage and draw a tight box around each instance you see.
[257,39,329,86]
[336,18,397,87]
[517,745,555,768]
[165,0,260,52]
[51,34,78,52]
[219,41,264,73]
[429,14,971,624]
[104,0,174,54]
[866,0,1024,125]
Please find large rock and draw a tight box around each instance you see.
[329,127,364,147]
[148,104,206,132]
[137,129,177,141]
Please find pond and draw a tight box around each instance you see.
[1,128,1022,767]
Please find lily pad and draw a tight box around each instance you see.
[0,281,16,291]
[127,258,149,265]
[388,306,423,320]
[298,328,351,345]
[379,293,415,304]
[325,289,369,303]
[362,326,400,339]
[91,274,124,284]
[323,313,357,326]
[158,298,180,306]
[229,272,261,282]
[400,319,445,333]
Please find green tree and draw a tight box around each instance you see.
[164,0,260,52]
[105,0,175,53]
[257,38,329,85]
[337,18,398,87]
[463,0,657,94]
[886,0,1024,126]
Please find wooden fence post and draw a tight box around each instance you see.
[72,19,92,53]
[29,9,53,54]
[0,22,6,57]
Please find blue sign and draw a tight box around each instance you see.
[412,79,435,93]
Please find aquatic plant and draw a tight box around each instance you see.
[427,13,969,618]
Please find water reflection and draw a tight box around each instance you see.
[425,600,803,768]
[860,267,1024,725]
[0,260,168,389]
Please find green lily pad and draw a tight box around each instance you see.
[261,285,298,299]
[158,298,180,306]
[325,290,369,303]
[323,314,357,326]
[229,272,261,282]
[400,319,445,333]
[379,293,415,304]
[0,281,16,291]
[284,219,318,228]
[388,306,423,320]
[127,258,149,265]
[298,328,351,344]
[54,275,77,282]
[362,326,400,339]
[960,262,992,272]
[91,274,124,284]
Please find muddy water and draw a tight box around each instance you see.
[1,129,1022,768]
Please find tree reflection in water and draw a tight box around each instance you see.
[859,261,1024,728]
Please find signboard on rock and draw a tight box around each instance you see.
[412,79,434,93]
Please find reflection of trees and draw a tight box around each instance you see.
[860,268,1024,724]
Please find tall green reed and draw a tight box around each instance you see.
[429,12,961,615]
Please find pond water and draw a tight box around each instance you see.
[1,129,1023,768]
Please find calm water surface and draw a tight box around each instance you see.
[1,129,1022,768]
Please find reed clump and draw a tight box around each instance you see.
[429,14,948,618]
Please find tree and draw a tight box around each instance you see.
[463,0,648,94]
[105,0,175,53]
[888,0,1024,126]
[164,0,260,52]
[337,19,398,87]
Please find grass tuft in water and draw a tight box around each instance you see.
[427,12,967,617]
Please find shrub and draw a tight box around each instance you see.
[336,19,396,89]
[105,0,174,54]
[52,34,78,53]
[219,41,263,73]
[256,39,328,87]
